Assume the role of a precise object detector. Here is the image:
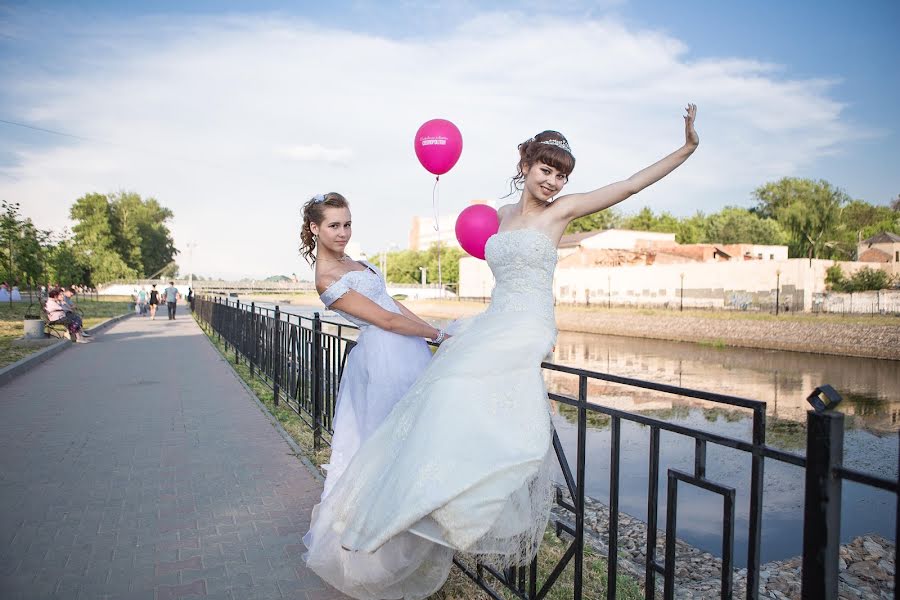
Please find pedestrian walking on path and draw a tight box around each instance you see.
[148,283,160,319]
[164,281,180,320]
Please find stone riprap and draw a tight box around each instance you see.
[553,487,895,599]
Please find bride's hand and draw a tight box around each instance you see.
[684,103,699,149]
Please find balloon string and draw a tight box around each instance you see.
[432,176,443,297]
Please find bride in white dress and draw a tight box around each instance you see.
[297,193,449,497]
[304,105,700,599]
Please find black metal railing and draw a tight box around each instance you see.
[193,295,898,599]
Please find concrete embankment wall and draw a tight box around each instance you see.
[403,300,900,361]
[460,257,900,313]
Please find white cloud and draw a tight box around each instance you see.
[0,11,860,279]
[278,144,354,163]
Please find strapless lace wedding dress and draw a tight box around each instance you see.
[304,229,558,599]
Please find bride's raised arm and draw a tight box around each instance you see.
[551,104,699,223]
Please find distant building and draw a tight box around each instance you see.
[408,214,461,251]
[857,232,900,263]
[556,229,787,268]
[408,199,494,251]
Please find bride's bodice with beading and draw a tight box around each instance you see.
[319,262,400,328]
[484,229,557,322]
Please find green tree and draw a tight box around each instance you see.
[565,209,621,234]
[381,246,466,285]
[70,193,135,283]
[752,178,849,259]
[702,207,788,245]
[47,239,89,286]
[0,201,51,288]
[832,200,900,259]
[825,264,893,292]
[69,191,178,284]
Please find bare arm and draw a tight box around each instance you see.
[394,300,432,328]
[552,104,699,223]
[329,290,441,340]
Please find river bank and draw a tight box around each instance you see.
[403,300,900,361]
[244,294,900,360]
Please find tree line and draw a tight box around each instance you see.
[568,177,899,261]
[0,191,178,289]
[381,177,898,285]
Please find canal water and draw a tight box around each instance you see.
[258,301,899,566]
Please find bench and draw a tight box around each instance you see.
[41,307,75,341]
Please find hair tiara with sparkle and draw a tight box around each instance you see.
[312,194,326,203]
[528,137,574,156]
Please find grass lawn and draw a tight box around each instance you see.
[196,314,644,600]
[0,297,132,368]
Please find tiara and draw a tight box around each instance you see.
[526,136,573,156]
[538,139,573,155]
[312,194,326,203]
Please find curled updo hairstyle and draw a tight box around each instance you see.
[508,130,576,196]
[300,192,349,265]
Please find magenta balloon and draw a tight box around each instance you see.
[414,119,463,176]
[455,205,499,260]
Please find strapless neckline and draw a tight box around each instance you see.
[488,228,556,250]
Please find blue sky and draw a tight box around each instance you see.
[1,0,897,278]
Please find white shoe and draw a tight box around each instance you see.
[75,337,92,344]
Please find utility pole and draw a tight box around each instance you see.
[186,242,197,292]
[775,269,781,316]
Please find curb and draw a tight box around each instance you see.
[194,317,325,483]
[0,312,134,387]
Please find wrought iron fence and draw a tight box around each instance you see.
[193,295,898,599]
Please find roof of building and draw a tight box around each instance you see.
[862,231,900,245]
[558,228,677,249]
[558,230,603,248]
[858,248,892,263]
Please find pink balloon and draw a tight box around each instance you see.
[414,119,463,176]
[455,204,499,260]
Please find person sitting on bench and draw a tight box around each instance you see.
[45,287,90,343]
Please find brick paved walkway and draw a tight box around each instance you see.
[0,313,349,599]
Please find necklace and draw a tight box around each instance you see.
[316,255,351,263]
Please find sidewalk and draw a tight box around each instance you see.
[0,312,349,599]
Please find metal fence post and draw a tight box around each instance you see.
[215,297,221,342]
[801,409,844,599]
[249,302,255,377]
[312,312,323,450]
[273,305,281,406]
[234,301,240,365]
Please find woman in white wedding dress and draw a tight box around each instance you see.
[298,193,449,498]
[304,105,700,599]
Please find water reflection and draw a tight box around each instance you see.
[546,331,899,565]
[549,331,900,434]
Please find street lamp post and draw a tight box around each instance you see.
[680,272,685,312]
[186,242,197,293]
[775,269,781,316]
[607,273,611,309]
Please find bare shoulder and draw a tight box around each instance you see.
[314,266,347,295]
[496,203,517,222]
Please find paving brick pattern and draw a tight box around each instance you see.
[0,314,350,599]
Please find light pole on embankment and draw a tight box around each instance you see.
[679,272,685,312]
[607,273,611,309]
[775,269,781,316]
